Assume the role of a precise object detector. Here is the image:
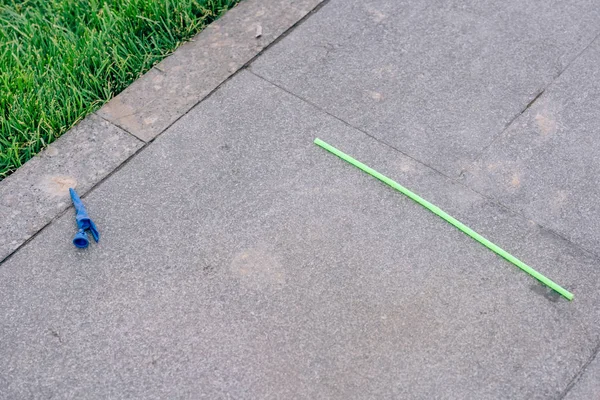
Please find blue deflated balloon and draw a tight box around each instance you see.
[69,188,100,248]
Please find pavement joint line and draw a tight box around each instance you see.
[558,341,600,399]
[466,87,546,173]
[93,112,147,145]
[470,30,600,170]
[248,70,600,264]
[247,69,463,182]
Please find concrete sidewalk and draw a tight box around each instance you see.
[2,0,600,398]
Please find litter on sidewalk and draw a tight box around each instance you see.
[69,188,100,249]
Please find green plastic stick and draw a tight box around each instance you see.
[314,138,573,300]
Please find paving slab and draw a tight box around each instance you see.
[0,114,142,263]
[250,0,600,176]
[462,38,600,257]
[1,71,599,399]
[97,0,325,142]
[564,352,600,399]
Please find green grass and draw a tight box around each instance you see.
[0,0,240,180]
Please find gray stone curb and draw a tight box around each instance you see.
[0,0,325,263]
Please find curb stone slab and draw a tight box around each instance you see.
[0,114,142,262]
[97,0,326,142]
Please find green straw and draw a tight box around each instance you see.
[314,138,573,300]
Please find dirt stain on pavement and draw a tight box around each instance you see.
[550,190,568,216]
[366,90,384,102]
[366,7,387,23]
[41,176,77,196]
[486,162,500,172]
[535,112,557,136]
[510,173,521,188]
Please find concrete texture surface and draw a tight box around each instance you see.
[97,0,325,142]
[3,0,600,398]
[1,71,599,399]
[250,0,600,177]
[463,37,600,257]
[0,114,142,263]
